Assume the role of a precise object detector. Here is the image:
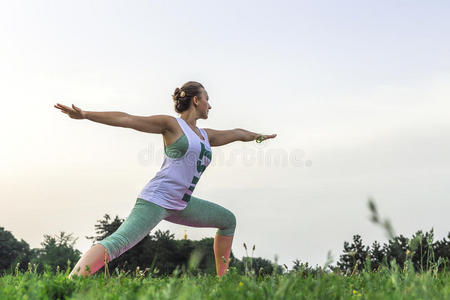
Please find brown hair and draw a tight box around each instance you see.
[172,81,204,113]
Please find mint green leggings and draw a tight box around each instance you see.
[96,196,236,261]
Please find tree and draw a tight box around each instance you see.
[0,227,32,275]
[385,234,409,269]
[291,259,320,277]
[369,240,385,271]
[31,231,81,273]
[85,214,124,242]
[337,234,369,275]
[433,232,450,272]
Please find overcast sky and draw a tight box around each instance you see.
[1,0,449,269]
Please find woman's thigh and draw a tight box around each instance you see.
[97,198,169,260]
[164,196,236,236]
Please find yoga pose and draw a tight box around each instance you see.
[54,81,277,278]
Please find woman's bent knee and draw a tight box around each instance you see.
[217,211,236,236]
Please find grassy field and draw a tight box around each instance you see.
[1,263,448,300]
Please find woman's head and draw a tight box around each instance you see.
[172,81,211,119]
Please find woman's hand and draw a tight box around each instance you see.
[256,133,277,143]
[54,103,86,120]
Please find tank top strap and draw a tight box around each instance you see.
[199,128,210,147]
[176,117,190,136]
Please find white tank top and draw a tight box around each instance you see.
[138,117,212,210]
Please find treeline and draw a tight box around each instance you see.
[291,230,449,277]
[1,213,448,277]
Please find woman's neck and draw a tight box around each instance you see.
[180,112,198,128]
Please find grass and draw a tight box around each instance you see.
[0,262,449,300]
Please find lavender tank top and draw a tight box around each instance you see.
[137,117,212,210]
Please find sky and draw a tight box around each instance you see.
[1,0,449,269]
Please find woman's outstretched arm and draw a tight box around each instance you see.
[204,128,277,147]
[54,103,171,134]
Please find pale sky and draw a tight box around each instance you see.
[1,0,449,269]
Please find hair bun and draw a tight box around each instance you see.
[172,87,181,101]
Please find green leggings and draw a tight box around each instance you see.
[96,196,236,261]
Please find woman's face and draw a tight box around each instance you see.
[196,89,212,119]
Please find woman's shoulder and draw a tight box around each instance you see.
[165,115,180,132]
[146,114,179,134]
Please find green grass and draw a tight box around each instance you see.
[1,264,448,300]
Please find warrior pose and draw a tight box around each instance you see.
[54,81,277,278]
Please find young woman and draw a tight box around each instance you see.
[54,81,277,278]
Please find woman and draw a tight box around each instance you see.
[54,81,277,278]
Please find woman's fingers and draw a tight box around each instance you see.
[264,134,277,139]
[59,107,71,113]
[54,103,76,118]
[55,103,73,112]
[54,105,65,111]
[57,103,72,110]
[55,104,67,111]
[54,103,85,119]
[55,103,80,114]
